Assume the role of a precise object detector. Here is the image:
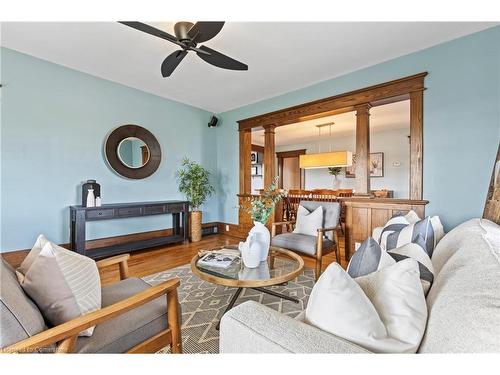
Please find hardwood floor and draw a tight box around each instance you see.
[2,234,348,286]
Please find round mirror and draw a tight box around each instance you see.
[117,137,150,169]
[105,125,161,179]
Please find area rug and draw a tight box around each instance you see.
[142,261,314,354]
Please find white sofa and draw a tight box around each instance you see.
[220,218,500,353]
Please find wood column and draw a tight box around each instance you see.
[409,90,424,200]
[355,104,371,195]
[239,128,251,195]
[263,124,277,187]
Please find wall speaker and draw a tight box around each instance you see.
[208,115,218,128]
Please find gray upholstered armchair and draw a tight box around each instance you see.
[271,201,341,280]
[0,254,182,354]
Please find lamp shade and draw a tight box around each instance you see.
[299,151,353,169]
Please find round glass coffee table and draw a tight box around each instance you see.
[191,245,304,329]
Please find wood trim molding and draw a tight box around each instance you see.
[277,149,307,189]
[237,72,427,205]
[239,128,252,195]
[263,124,277,188]
[251,144,265,153]
[276,149,307,158]
[355,103,371,194]
[409,90,424,199]
[237,72,427,130]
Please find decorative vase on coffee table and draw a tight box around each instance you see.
[249,221,271,261]
[239,234,261,268]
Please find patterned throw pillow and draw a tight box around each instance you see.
[384,216,435,257]
[376,212,445,256]
[17,236,101,336]
[387,234,434,295]
[348,236,434,295]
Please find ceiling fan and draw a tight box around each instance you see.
[118,21,248,77]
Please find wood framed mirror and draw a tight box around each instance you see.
[105,125,161,179]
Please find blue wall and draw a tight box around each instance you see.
[1,26,499,251]
[216,26,500,231]
[0,47,218,251]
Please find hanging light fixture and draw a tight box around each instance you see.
[299,123,353,169]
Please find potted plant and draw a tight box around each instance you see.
[328,166,342,188]
[176,157,215,242]
[240,178,285,261]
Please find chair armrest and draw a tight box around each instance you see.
[2,278,180,353]
[271,221,296,236]
[272,221,296,227]
[96,253,130,280]
[317,226,338,233]
[220,301,370,353]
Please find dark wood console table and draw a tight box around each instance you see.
[70,200,189,259]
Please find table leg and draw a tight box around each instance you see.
[252,287,300,304]
[73,211,86,255]
[215,288,243,330]
[182,209,189,243]
[172,213,180,236]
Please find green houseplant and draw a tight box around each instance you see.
[176,157,215,242]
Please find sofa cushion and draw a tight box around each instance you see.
[75,277,167,353]
[418,219,500,353]
[0,258,48,350]
[271,233,334,256]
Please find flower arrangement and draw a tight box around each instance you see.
[241,177,285,224]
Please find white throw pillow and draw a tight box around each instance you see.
[305,260,427,353]
[293,205,323,237]
[17,236,101,336]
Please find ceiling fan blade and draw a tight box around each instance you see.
[196,45,248,71]
[188,22,225,43]
[119,21,185,48]
[161,50,188,77]
[188,45,210,55]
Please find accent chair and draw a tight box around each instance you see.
[0,253,182,354]
[270,200,341,280]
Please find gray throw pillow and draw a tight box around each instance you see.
[347,237,395,278]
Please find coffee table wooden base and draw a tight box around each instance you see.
[215,286,300,330]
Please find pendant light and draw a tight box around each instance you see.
[299,122,353,169]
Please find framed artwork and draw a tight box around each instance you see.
[345,152,384,178]
[345,154,357,178]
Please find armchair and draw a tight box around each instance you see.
[1,253,182,354]
[271,201,341,280]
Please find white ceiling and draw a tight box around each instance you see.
[1,22,496,113]
[252,100,410,147]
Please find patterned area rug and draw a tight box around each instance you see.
[142,261,314,354]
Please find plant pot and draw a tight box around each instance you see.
[190,210,202,242]
[249,221,271,261]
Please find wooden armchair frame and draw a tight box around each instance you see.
[271,221,340,281]
[3,254,182,354]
